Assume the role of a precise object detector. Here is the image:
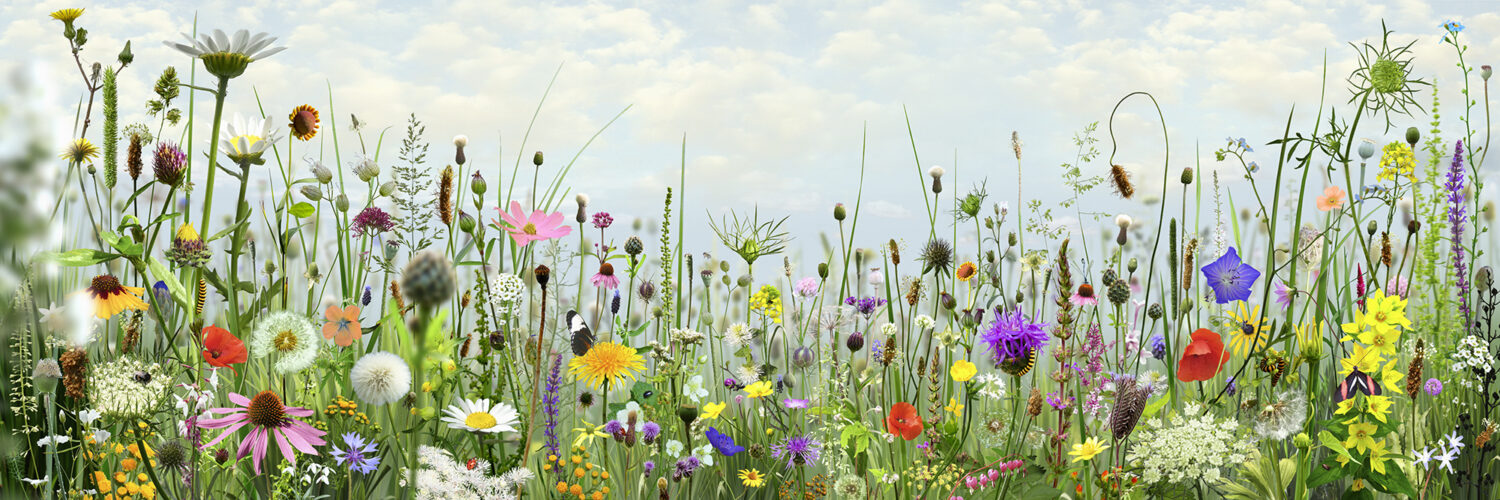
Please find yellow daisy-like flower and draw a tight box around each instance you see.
[1338,344,1383,376]
[701,402,727,420]
[1334,398,1358,416]
[50,8,85,24]
[739,469,765,488]
[743,380,774,398]
[1344,421,1378,454]
[567,341,644,390]
[1362,289,1411,331]
[956,261,977,282]
[82,274,148,319]
[1069,436,1109,462]
[571,420,609,448]
[1379,358,1404,394]
[949,359,977,382]
[60,138,100,164]
[1224,303,1265,357]
[1356,325,1400,357]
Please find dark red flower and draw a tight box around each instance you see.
[886,402,924,440]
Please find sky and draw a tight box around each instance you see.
[3,0,1499,279]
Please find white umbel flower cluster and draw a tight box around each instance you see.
[487,274,526,314]
[412,445,529,500]
[87,357,169,421]
[1127,403,1255,484]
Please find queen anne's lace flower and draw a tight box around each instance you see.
[411,445,528,500]
[1127,403,1255,484]
[87,357,170,421]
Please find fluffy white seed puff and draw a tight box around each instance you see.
[453,135,468,147]
[928,165,945,179]
[576,193,590,206]
[350,351,412,406]
[1116,214,1133,228]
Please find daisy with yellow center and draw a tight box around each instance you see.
[739,469,765,487]
[440,398,519,433]
[567,341,645,390]
[1069,436,1109,462]
[219,113,283,165]
[60,138,100,164]
[82,275,148,319]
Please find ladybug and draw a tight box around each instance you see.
[466,458,479,470]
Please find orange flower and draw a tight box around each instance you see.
[322,305,362,347]
[1316,185,1346,211]
[1176,328,1230,382]
[202,325,248,371]
[886,402,924,440]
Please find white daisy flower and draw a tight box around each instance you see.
[219,112,283,164]
[441,398,519,433]
[163,29,286,79]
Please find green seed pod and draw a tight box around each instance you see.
[834,203,846,221]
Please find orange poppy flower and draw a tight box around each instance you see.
[1176,328,1230,382]
[322,305,362,347]
[1316,185,1346,211]
[886,402,924,440]
[201,325,247,371]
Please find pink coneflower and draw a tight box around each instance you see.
[495,200,571,247]
[591,262,620,290]
[197,390,326,474]
[1068,284,1098,307]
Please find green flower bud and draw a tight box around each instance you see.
[834,203,846,221]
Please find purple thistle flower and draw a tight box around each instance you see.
[542,354,563,460]
[1425,378,1443,396]
[643,460,655,475]
[642,421,661,443]
[592,211,614,229]
[845,296,887,316]
[979,307,1049,367]
[771,434,823,469]
[351,206,396,237]
[1201,247,1260,304]
[604,419,624,436]
[329,432,380,474]
[1447,140,1471,321]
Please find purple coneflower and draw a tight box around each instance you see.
[197,390,326,474]
[771,434,823,469]
[1068,284,1099,307]
[591,262,620,290]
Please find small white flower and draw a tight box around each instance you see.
[665,439,684,458]
[37,435,70,447]
[682,375,709,404]
[21,476,48,486]
[92,429,111,443]
[692,444,716,467]
[77,409,101,425]
[615,401,645,432]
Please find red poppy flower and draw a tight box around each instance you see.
[202,325,248,371]
[1176,328,1230,382]
[886,402,924,440]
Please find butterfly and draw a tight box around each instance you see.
[567,310,595,356]
[1332,368,1381,403]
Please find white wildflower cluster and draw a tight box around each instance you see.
[914,314,936,331]
[280,460,333,488]
[670,328,705,346]
[1450,335,1493,374]
[975,373,1007,400]
[879,323,899,337]
[487,273,526,313]
[87,357,169,421]
[412,445,529,500]
[723,323,754,348]
[1127,403,1255,484]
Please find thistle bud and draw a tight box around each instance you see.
[453,135,468,165]
[1180,167,1194,185]
[940,292,956,311]
[846,332,865,353]
[834,203,846,221]
[1128,258,1138,273]
[818,263,828,279]
[928,166,945,194]
[624,236,644,256]
[470,171,486,195]
[533,151,544,166]
[1484,65,1493,81]
[792,346,814,369]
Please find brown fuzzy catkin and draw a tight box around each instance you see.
[1380,231,1392,268]
[122,312,141,354]
[1182,239,1198,291]
[60,348,88,399]
[1109,379,1149,441]
[438,165,455,226]
[1479,423,1495,450]
[1406,339,1425,398]
[905,280,922,307]
[127,136,143,180]
[390,280,405,313]
[1110,164,1135,199]
[889,239,901,265]
[1027,388,1044,417]
[460,333,473,358]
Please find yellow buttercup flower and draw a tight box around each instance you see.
[701,402,727,420]
[743,381,773,398]
[949,359,977,382]
[1366,438,1390,475]
[1069,436,1109,462]
[945,398,964,417]
[568,341,645,390]
[1365,395,1393,423]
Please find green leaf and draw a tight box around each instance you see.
[289,202,315,218]
[99,230,142,256]
[39,249,120,267]
[1319,430,1359,465]
[205,219,246,243]
[146,257,191,310]
[1144,389,1171,418]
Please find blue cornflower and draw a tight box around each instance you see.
[330,433,380,474]
[1201,247,1260,304]
[704,427,744,456]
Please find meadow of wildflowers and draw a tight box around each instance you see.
[6,8,1500,500]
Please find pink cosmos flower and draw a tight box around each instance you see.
[197,390,326,474]
[494,200,571,247]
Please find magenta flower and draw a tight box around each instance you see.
[591,262,620,290]
[197,390,326,474]
[494,200,571,247]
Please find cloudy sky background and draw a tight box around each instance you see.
[3,0,1499,277]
